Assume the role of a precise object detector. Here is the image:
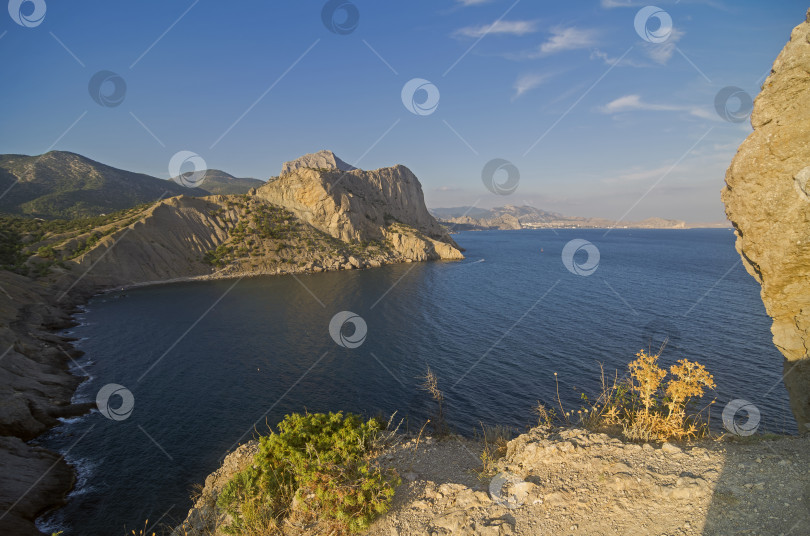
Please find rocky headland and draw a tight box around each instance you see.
[0,152,462,535]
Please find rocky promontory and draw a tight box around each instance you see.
[258,151,463,261]
[0,152,463,534]
[722,10,810,433]
[23,152,463,289]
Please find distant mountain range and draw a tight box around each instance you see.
[169,169,264,196]
[430,205,731,230]
[0,151,728,228]
[0,151,263,219]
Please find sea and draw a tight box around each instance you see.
[36,228,795,535]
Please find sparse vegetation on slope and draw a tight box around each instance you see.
[199,196,393,273]
[538,350,716,442]
[0,204,152,276]
[0,151,205,219]
[215,412,399,535]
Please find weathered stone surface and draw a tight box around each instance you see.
[0,436,75,536]
[280,149,356,175]
[257,157,463,261]
[722,9,810,433]
[0,270,93,536]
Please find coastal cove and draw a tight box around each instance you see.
[37,228,793,536]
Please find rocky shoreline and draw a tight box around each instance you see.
[0,271,96,535]
[0,248,462,535]
[1,152,469,535]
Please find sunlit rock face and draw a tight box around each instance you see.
[722,10,810,433]
[258,152,463,260]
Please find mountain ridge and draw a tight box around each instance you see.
[169,169,264,196]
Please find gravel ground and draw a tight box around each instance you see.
[174,427,810,536]
[367,428,810,536]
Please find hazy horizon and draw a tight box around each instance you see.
[2,1,806,221]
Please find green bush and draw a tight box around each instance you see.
[217,412,399,535]
[36,245,54,258]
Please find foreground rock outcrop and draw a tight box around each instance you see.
[175,428,810,536]
[722,10,810,433]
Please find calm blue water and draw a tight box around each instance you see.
[36,229,794,535]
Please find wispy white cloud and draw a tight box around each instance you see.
[454,19,539,39]
[600,94,715,119]
[590,49,646,67]
[643,28,684,64]
[456,0,493,5]
[590,28,685,67]
[539,26,598,55]
[512,73,550,100]
[502,27,598,60]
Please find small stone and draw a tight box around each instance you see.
[661,442,681,454]
[403,471,418,482]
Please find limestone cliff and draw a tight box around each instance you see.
[722,10,810,433]
[256,153,463,260]
[280,150,356,175]
[18,154,461,289]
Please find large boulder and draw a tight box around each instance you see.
[722,9,810,433]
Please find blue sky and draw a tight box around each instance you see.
[0,0,806,221]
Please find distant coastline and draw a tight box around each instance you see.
[430,205,731,232]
